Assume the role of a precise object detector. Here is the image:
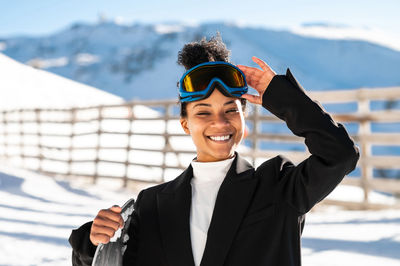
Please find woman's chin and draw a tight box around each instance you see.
[207,150,236,162]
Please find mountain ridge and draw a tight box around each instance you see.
[1,21,399,100]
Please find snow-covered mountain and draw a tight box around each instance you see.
[1,21,399,100]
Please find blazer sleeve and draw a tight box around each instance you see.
[69,221,96,266]
[261,69,360,214]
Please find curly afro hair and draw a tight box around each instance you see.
[177,32,231,70]
[177,33,246,117]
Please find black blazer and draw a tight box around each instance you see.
[69,69,359,266]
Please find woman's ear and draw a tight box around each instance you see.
[180,117,190,135]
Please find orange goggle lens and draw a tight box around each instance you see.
[182,64,245,92]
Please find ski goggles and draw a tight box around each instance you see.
[178,61,248,102]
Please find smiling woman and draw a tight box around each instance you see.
[180,92,245,162]
[69,34,360,266]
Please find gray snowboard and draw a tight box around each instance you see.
[92,198,135,266]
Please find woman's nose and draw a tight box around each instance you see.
[212,113,229,127]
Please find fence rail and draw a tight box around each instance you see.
[1,86,400,209]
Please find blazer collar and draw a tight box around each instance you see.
[157,153,257,266]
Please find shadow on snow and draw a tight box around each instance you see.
[0,231,69,247]
[302,236,400,260]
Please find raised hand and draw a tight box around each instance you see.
[90,206,124,246]
[237,56,276,105]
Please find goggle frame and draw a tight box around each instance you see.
[178,61,248,103]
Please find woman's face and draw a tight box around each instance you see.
[180,89,245,162]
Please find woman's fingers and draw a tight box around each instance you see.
[241,93,262,105]
[237,65,263,88]
[90,233,111,246]
[98,208,124,227]
[90,206,124,246]
[252,56,271,72]
[93,215,122,231]
[92,223,118,237]
[110,206,123,225]
[237,57,276,105]
[237,65,263,79]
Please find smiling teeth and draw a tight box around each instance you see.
[210,135,230,141]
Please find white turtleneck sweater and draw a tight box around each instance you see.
[189,156,235,266]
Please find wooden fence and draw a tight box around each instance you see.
[1,87,400,209]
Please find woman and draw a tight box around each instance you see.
[70,35,359,266]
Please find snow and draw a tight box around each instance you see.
[74,53,101,66]
[1,164,399,266]
[0,164,135,265]
[26,57,69,69]
[0,42,7,51]
[291,24,400,52]
[154,24,185,34]
[302,206,400,265]
[0,53,123,110]
[326,184,398,205]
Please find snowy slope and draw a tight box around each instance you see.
[0,53,123,110]
[1,21,400,100]
[0,164,135,265]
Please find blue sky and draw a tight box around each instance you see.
[1,0,399,37]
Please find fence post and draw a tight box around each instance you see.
[68,108,76,177]
[35,108,43,172]
[161,103,172,183]
[124,104,134,187]
[93,106,103,184]
[19,110,25,167]
[1,111,8,161]
[358,97,372,208]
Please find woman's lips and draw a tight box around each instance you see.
[207,134,232,142]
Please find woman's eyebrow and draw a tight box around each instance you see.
[193,103,211,109]
[224,100,236,106]
[193,100,236,109]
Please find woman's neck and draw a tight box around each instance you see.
[191,155,235,184]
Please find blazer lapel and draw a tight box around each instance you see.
[200,155,257,266]
[157,166,196,266]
